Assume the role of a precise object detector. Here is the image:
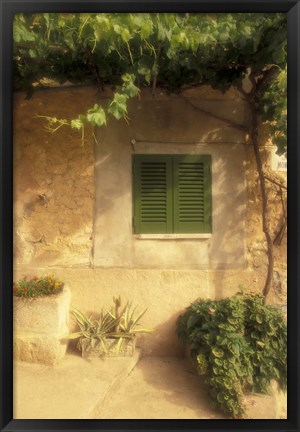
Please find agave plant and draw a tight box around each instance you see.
[120,302,152,335]
[106,299,152,353]
[67,308,121,354]
[67,298,151,356]
[107,297,152,335]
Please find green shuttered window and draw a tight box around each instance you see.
[133,155,212,234]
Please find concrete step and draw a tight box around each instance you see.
[14,349,141,419]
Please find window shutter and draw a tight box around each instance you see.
[133,155,173,234]
[173,155,212,233]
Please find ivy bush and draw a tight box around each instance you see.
[176,292,287,418]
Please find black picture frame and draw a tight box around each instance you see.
[0,1,299,431]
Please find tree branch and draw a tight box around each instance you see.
[152,45,161,96]
[247,99,274,303]
[235,82,249,99]
[273,218,287,246]
[152,73,157,95]
[264,174,287,190]
[248,72,257,98]
[236,67,279,101]
[255,66,280,96]
[178,94,247,132]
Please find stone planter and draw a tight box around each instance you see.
[80,336,136,358]
[14,287,71,365]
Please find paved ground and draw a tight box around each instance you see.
[14,352,287,420]
[94,356,224,419]
[93,356,287,420]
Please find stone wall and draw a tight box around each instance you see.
[13,86,96,267]
[244,125,287,307]
[13,85,287,356]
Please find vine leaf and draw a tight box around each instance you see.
[86,104,107,127]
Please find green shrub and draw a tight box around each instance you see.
[176,292,287,418]
[13,274,64,298]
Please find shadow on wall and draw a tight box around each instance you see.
[207,143,248,298]
[136,311,184,357]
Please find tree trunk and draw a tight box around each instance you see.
[248,100,274,303]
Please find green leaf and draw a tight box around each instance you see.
[86,104,107,127]
[121,73,140,97]
[141,20,153,39]
[212,347,224,358]
[256,340,265,348]
[13,22,36,42]
[113,24,121,34]
[231,343,240,356]
[187,314,199,329]
[65,332,83,339]
[219,31,229,42]
[123,81,140,98]
[137,57,153,83]
[28,49,37,58]
[108,93,128,120]
[71,308,93,327]
[121,28,131,43]
[115,337,125,353]
[255,314,263,324]
[71,118,84,130]
[217,393,225,403]
[214,358,223,367]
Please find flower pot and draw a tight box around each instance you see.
[13,287,71,365]
[80,336,136,358]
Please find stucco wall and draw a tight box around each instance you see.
[94,88,247,269]
[13,85,287,356]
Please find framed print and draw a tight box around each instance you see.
[0,1,299,431]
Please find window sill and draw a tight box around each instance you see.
[133,233,212,240]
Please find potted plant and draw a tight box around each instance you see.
[68,296,151,358]
[13,274,65,297]
[13,274,71,365]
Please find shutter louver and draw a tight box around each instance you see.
[173,155,212,233]
[133,154,212,234]
[133,155,173,233]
